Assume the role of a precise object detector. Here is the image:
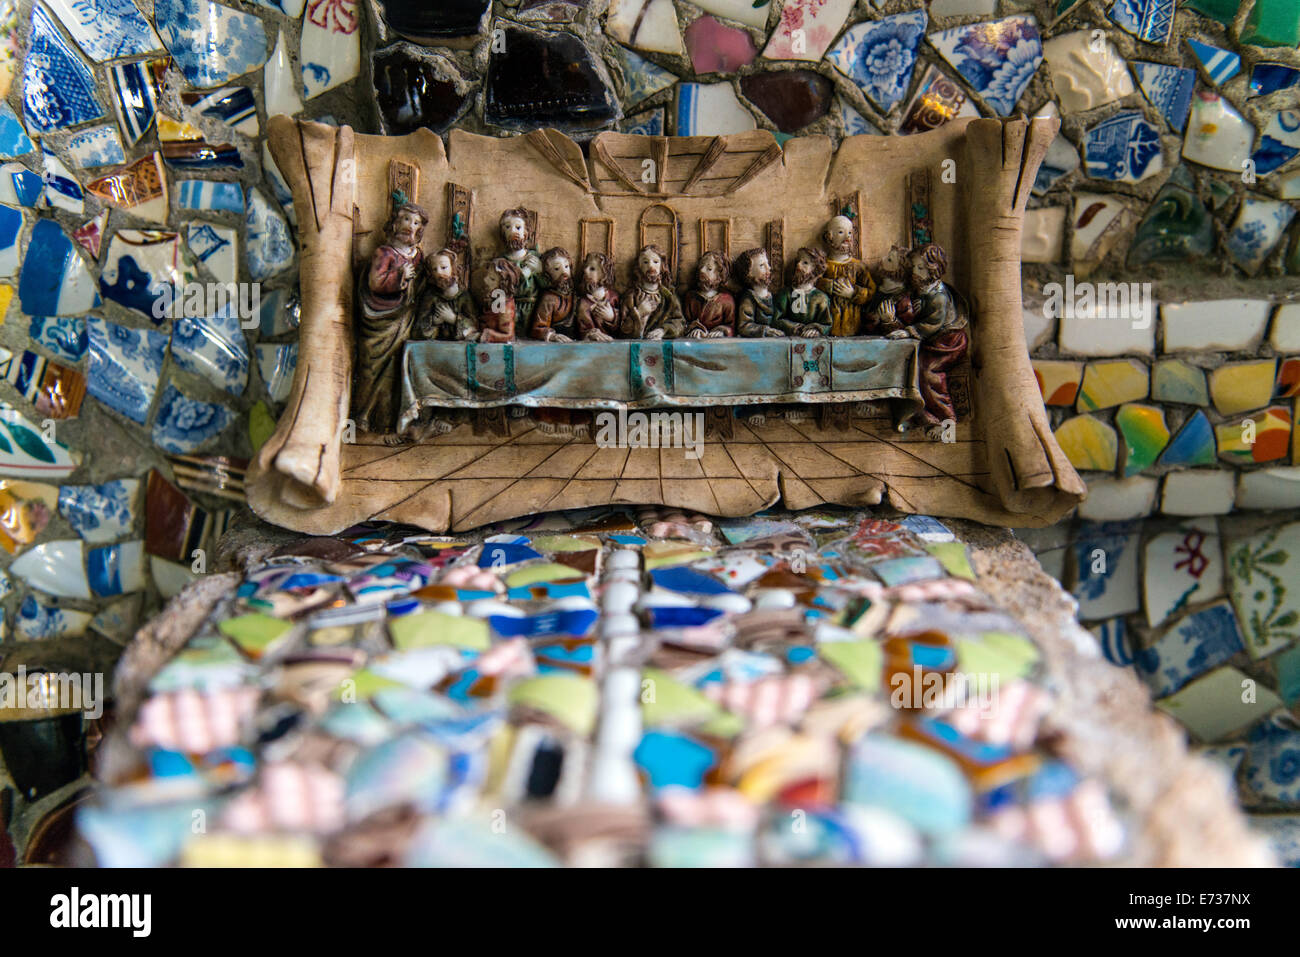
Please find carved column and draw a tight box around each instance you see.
[965,117,1086,518]
[253,117,357,509]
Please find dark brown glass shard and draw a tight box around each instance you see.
[374,0,490,42]
[485,27,619,133]
[373,44,474,136]
[740,70,833,134]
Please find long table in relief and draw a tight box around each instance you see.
[398,338,922,430]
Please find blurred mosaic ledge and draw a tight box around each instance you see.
[0,507,1277,867]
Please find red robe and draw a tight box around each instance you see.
[479,299,517,342]
[575,290,620,338]
[683,290,736,336]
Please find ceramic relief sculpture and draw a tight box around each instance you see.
[248,117,1084,534]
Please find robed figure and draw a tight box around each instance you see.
[353,202,428,440]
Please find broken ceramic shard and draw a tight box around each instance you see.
[485,26,619,133]
[373,44,474,136]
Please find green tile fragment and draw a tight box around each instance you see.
[389,611,489,651]
[508,674,597,735]
[218,613,292,655]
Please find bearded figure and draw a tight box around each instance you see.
[353,202,428,440]
[498,207,543,327]
[416,247,477,342]
[887,243,968,433]
[683,250,736,338]
[529,247,577,342]
[865,244,911,336]
[619,244,685,340]
[774,247,833,337]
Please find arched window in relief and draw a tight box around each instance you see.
[638,203,680,285]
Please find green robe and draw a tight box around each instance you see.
[774,286,833,336]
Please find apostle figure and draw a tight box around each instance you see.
[416,246,477,342]
[353,201,428,440]
[498,207,543,327]
[774,247,833,337]
[477,258,523,343]
[683,250,736,338]
[574,252,620,342]
[619,244,685,340]
[817,214,876,336]
[529,247,577,342]
[735,248,783,338]
[865,244,910,336]
[882,243,968,432]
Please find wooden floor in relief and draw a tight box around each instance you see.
[331,415,1004,532]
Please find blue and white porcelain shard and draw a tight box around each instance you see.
[87,540,147,597]
[835,97,881,136]
[258,286,300,336]
[177,179,245,213]
[85,316,168,424]
[41,149,84,214]
[151,384,236,454]
[1226,197,1297,274]
[622,108,664,136]
[110,60,160,145]
[0,402,80,478]
[100,230,189,321]
[1252,109,1300,176]
[1241,714,1300,805]
[1031,104,1079,194]
[1251,63,1300,97]
[170,309,251,395]
[301,0,361,99]
[186,222,238,285]
[1107,0,1175,44]
[22,4,107,133]
[1083,111,1164,184]
[1131,61,1195,133]
[190,86,259,137]
[1134,601,1244,698]
[0,102,33,157]
[249,0,305,16]
[58,478,140,543]
[1186,37,1241,86]
[264,29,304,120]
[18,219,100,315]
[10,539,91,599]
[611,43,677,108]
[28,316,88,362]
[255,341,297,403]
[154,0,270,89]
[261,144,297,227]
[0,204,20,279]
[16,595,92,639]
[44,0,163,61]
[66,124,127,168]
[927,15,1043,117]
[0,163,43,206]
[244,188,294,281]
[825,11,928,114]
[676,82,758,136]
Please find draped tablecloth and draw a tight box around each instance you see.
[398,338,921,431]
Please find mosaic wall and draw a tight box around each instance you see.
[0,0,1297,848]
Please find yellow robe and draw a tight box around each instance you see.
[816,258,876,337]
